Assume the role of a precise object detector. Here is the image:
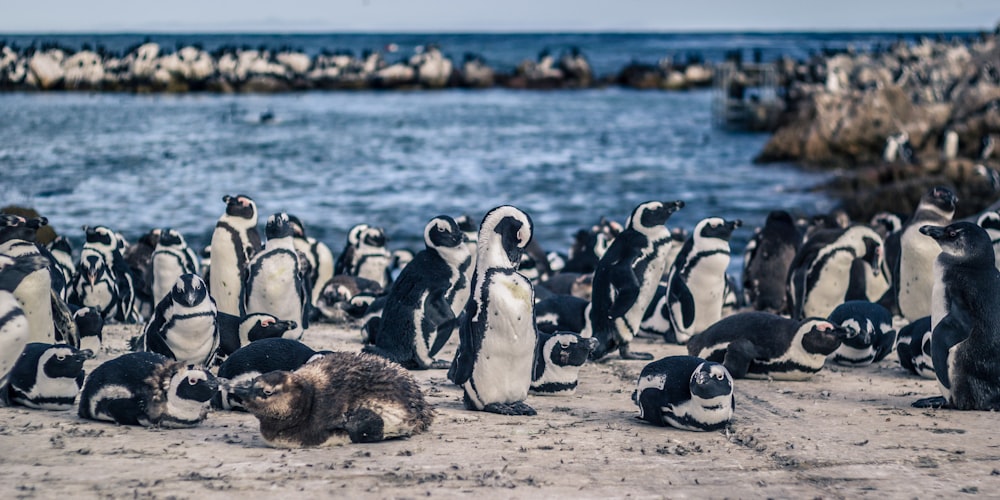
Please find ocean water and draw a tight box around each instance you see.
[8,31,960,276]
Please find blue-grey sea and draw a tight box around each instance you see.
[2,32,972,274]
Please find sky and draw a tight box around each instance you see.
[1,0,997,33]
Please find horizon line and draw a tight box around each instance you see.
[0,27,993,36]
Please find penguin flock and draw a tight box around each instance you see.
[3,185,1000,446]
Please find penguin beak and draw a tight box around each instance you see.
[229,381,257,399]
[834,325,856,340]
[728,219,742,230]
[278,320,298,331]
[919,225,946,240]
[208,377,227,393]
[667,200,685,213]
[693,370,711,385]
[74,349,96,361]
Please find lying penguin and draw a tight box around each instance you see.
[78,352,221,428]
[686,312,852,380]
[826,301,895,366]
[896,316,934,379]
[7,343,93,410]
[633,355,735,431]
[530,331,598,396]
[234,351,434,447]
[213,337,327,411]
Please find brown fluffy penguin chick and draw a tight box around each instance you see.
[236,351,434,447]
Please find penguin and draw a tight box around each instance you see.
[896,186,957,322]
[563,217,622,274]
[213,337,325,411]
[0,276,30,407]
[912,222,1000,410]
[73,306,104,353]
[535,294,589,334]
[787,224,884,320]
[666,217,742,344]
[587,200,685,360]
[349,226,393,289]
[78,352,221,427]
[454,214,479,259]
[742,210,801,313]
[638,284,672,339]
[47,236,75,300]
[243,213,308,339]
[142,274,219,367]
[826,301,896,366]
[870,212,902,241]
[976,210,1000,270]
[896,316,935,379]
[151,228,199,306]
[686,312,852,380]
[233,351,434,446]
[124,228,160,320]
[71,248,118,322]
[447,205,538,415]
[363,215,471,369]
[530,331,598,395]
[209,194,262,319]
[0,216,57,343]
[287,214,335,306]
[314,275,384,323]
[7,343,93,410]
[80,225,140,323]
[632,356,734,431]
[333,223,369,277]
[216,312,298,361]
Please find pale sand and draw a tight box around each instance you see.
[2,322,998,499]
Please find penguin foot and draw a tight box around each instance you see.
[346,408,385,443]
[483,401,537,416]
[618,345,654,360]
[912,396,950,409]
[429,359,451,369]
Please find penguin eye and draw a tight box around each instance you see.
[559,341,571,349]
[948,230,958,238]
[715,373,724,380]
[187,377,198,385]
[263,388,273,396]
[57,354,66,361]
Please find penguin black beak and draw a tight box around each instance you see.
[230,381,257,399]
[832,325,855,340]
[74,349,96,361]
[209,377,228,393]
[728,219,743,230]
[919,225,946,240]
[584,337,599,353]
[667,200,685,213]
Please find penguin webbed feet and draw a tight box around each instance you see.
[618,344,653,361]
[912,396,950,409]
[483,401,537,416]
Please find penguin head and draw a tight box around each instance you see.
[921,221,995,267]
[627,201,685,233]
[696,217,742,242]
[170,366,222,404]
[689,362,734,401]
[765,210,796,228]
[286,214,307,238]
[48,235,73,255]
[0,214,46,243]
[359,227,387,249]
[919,186,957,218]
[391,249,415,271]
[222,194,257,220]
[170,274,209,307]
[265,213,294,240]
[977,211,1000,232]
[39,344,94,379]
[424,216,464,250]
[478,205,533,268]
[798,318,851,355]
[346,223,371,248]
[543,332,598,368]
[870,212,902,237]
[73,307,104,340]
[242,313,297,342]
[232,370,308,421]
[80,255,111,285]
[157,228,185,248]
[82,225,116,248]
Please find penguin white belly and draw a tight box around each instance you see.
[639,292,671,336]
[357,255,391,286]
[930,261,947,331]
[899,230,940,321]
[152,253,186,306]
[0,294,29,389]
[685,256,729,334]
[164,311,218,366]
[863,262,890,302]
[80,279,116,315]
[802,252,854,318]
[940,341,962,402]
[411,291,432,366]
[14,269,55,343]
[469,273,535,405]
[15,377,80,410]
[209,228,244,316]
[665,394,732,431]
[246,254,301,338]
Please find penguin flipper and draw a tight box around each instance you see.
[872,329,897,363]
[142,302,176,360]
[426,293,457,358]
[931,313,970,391]
[447,318,478,385]
[668,273,696,330]
[607,261,640,318]
[912,396,950,409]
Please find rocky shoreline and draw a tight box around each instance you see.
[0,41,716,92]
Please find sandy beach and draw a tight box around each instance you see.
[2,321,997,499]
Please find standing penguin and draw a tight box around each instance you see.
[666,217,742,344]
[587,200,685,360]
[363,215,471,369]
[80,225,140,323]
[209,194,262,319]
[448,206,538,415]
[7,343,93,410]
[151,228,200,306]
[0,215,57,342]
[742,210,801,313]
[912,222,1000,410]
[47,236,75,301]
[787,225,883,320]
[142,274,219,367]
[349,226,393,289]
[287,215,335,307]
[633,356,735,431]
[0,258,32,406]
[124,229,161,320]
[896,186,957,322]
[243,213,308,339]
[826,301,896,366]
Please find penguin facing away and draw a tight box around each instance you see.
[633,356,735,431]
[209,194,262,318]
[73,306,104,353]
[243,213,308,340]
[142,274,219,367]
[743,210,801,314]
[363,215,471,370]
[587,200,685,361]
[448,205,538,416]
[912,222,1000,410]
[334,223,369,277]
[7,343,93,410]
[287,214,336,306]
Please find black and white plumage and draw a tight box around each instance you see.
[787,224,884,320]
[314,275,384,323]
[124,229,160,320]
[563,217,622,274]
[363,215,472,369]
[586,200,684,360]
[142,274,219,367]
[71,225,140,323]
[243,213,308,340]
[448,205,538,415]
[0,216,57,343]
[151,228,199,306]
[7,343,92,410]
[666,217,742,344]
[217,312,298,361]
[78,352,221,427]
[0,250,55,348]
[742,210,801,314]
[287,214,335,306]
[213,337,325,411]
[530,331,598,395]
[896,186,956,322]
[348,226,393,289]
[826,300,896,366]
[976,210,1000,270]
[896,316,934,379]
[47,236,75,301]
[0,279,30,406]
[913,222,1000,410]
[333,223,370,277]
[73,306,104,353]
[633,356,734,431]
[535,294,589,334]
[209,194,262,318]
[687,312,851,380]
